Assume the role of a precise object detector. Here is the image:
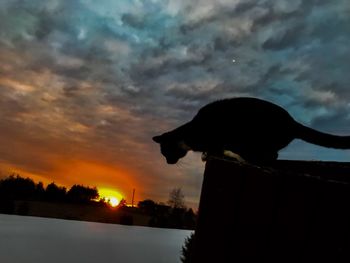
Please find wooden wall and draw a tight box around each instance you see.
[193,158,350,262]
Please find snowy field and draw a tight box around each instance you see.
[0,214,192,263]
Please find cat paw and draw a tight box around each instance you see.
[201,152,208,162]
[201,150,246,163]
[223,150,246,163]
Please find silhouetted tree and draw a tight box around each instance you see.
[117,198,127,208]
[148,203,171,228]
[67,185,99,203]
[35,182,45,200]
[169,207,186,228]
[168,187,186,209]
[183,208,196,229]
[45,182,67,202]
[0,174,36,200]
[138,199,157,215]
[138,198,196,229]
[181,232,195,263]
[96,197,109,207]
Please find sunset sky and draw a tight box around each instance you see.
[1,0,350,208]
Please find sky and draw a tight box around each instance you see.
[0,0,350,208]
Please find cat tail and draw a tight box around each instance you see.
[294,122,350,149]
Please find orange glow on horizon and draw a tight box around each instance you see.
[98,188,124,207]
[0,159,142,204]
[0,162,54,187]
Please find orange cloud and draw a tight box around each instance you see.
[0,78,34,93]
[0,161,54,186]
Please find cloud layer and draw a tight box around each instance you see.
[1,0,350,207]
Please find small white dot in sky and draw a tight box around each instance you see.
[232,59,236,63]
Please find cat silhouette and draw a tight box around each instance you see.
[153,97,350,164]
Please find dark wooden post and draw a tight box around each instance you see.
[193,157,350,262]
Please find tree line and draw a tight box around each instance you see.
[0,174,100,210]
[138,188,196,229]
[0,174,196,229]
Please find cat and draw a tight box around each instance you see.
[153,97,350,164]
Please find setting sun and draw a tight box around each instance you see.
[108,197,120,207]
[99,188,124,207]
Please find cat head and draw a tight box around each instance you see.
[153,134,189,164]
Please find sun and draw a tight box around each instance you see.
[108,197,120,207]
[98,188,124,207]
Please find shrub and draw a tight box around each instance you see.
[181,232,195,263]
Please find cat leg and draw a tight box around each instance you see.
[223,150,246,162]
[202,150,246,163]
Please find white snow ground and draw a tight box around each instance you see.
[0,214,192,263]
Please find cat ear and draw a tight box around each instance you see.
[152,135,163,143]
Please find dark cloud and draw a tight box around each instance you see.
[262,23,305,50]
